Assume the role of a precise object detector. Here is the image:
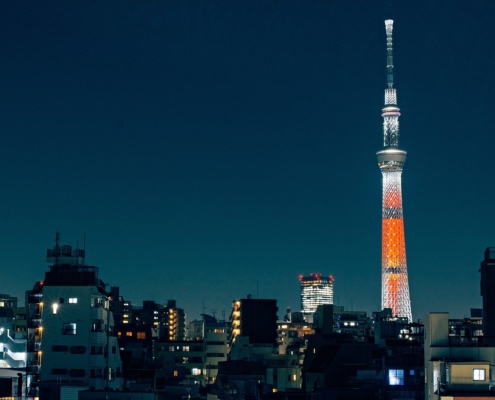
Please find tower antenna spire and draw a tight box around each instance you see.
[385,19,394,89]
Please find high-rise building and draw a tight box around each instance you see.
[480,247,495,341]
[229,297,278,347]
[376,20,412,322]
[299,274,334,315]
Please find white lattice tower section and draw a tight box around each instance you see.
[376,19,413,322]
[381,169,412,321]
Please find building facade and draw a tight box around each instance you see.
[229,298,278,348]
[299,274,334,315]
[37,235,123,400]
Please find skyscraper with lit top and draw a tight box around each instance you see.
[376,20,412,322]
[299,274,334,315]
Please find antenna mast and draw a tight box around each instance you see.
[382,19,400,146]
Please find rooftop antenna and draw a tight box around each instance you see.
[55,230,60,266]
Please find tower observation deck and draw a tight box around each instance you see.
[376,20,412,322]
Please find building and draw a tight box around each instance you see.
[37,234,124,400]
[154,339,205,385]
[376,20,412,322]
[299,274,334,317]
[480,247,495,342]
[164,300,186,341]
[203,317,228,384]
[424,312,495,399]
[229,297,278,348]
[0,293,29,399]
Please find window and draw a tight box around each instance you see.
[126,331,132,337]
[69,298,77,304]
[169,346,175,351]
[91,345,103,355]
[112,346,116,354]
[70,346,87,354]
[52,303,59,314]
[183,346,189,351]
[69,369,86,377]
[389,369,404,385]
[63,323,77,335]
[474,369,486,381]
[173,370,178,377]
[137,332,146,339]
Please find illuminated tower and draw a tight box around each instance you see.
[376,20,412,322]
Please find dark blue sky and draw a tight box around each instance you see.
[1,1,494,321]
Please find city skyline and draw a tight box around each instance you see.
[1,2,495,320]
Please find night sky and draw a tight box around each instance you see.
[1,1,495,322]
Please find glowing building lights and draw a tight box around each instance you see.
[299,274,334,314]
[376,20,412,322]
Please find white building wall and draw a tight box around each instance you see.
[41,285,123,390]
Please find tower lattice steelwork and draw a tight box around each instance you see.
[376,20,412,322]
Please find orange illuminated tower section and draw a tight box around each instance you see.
[376,20,412,322]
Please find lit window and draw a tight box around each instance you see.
[62,323,77,335]
[293,374,297,382]
[52,303,59,314]
[126,332,133,337]
[191,368,201,375]
[183,346,189,351]
[169,346,174,351]
[389,369,404,385]
[137,332,146,339]
[474,369,486,381]
[69,298,78,304]
[173,370,178,377]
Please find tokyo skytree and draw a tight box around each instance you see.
[376,20,412,322]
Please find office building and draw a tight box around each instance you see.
[299,274,334,315]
